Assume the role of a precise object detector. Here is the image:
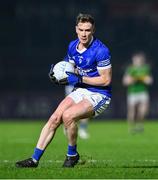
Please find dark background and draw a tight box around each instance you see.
[0,0,157,119]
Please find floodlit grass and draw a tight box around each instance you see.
[0,120,158,179]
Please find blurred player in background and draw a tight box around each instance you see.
[16,13,112,168]
[122,52,153,133]
[65,85,89,139]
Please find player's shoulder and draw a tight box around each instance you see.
[92,38,111,59]
[93,38,110,53]
[142,64,151,73]
[68,39,79,50]
[144,63,150,69]
[93,38,109,49]
[127,64,133,70]
[126,65,136,74]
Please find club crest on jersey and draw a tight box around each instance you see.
[78,56,83,64]
[85,58,91,65]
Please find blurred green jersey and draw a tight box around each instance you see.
[126,64,151,94]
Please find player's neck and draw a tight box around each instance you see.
[78,37,93,50]
[78,43,87,51]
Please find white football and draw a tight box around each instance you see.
[53,61,75,80]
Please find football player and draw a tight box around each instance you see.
[122,52,153,133]
[16,13,112,168]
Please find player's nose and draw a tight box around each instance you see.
[81,31,86,36]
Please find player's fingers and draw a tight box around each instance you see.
[59,78,68,85]
[48,72,54,79]
[49,71,54,76]
[66,71,75,76]
[48,74,58,84]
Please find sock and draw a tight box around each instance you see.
[80,121,88,130]
[67,145,77,156]
[32,148,44,162]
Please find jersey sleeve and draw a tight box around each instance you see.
[96,47,112,70]
[145,65,151,75]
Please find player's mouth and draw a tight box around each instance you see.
[81,38,87,42]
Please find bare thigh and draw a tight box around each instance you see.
[62,98,94,127]
[138,101,149,116]
[48,96,76,124]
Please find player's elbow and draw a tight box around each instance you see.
[102,77,111,86]
[122,79,128,86]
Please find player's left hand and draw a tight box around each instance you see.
[59,72,82,85]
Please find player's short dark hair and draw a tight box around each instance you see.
[76,13,95,26]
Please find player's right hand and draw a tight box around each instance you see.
[48,64,59,84]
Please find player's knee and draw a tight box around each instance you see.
[62,110,74,128]
[48,114,61,130]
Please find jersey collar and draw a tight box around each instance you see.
[76,36,94,54]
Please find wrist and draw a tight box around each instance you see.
[81,76,84,83]
[79,75,83,84]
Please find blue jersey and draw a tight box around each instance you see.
[64,37,112,97]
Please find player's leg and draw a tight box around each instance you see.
[15,96,76,168]
[78,118,89,139]
[36,97,74,150]
[63,98,93,144]
[63,85,74,136]
[62,98,94,167]
[136,93,149,132]
[137,93,149,120]
[137,101,149,120]
[62,88,111,167]
[127,94,136,133]
[127,104,135,124]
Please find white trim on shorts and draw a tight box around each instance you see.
[67,88,111,117]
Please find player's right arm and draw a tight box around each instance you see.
[122,73,136,86]
[122,65,136,86]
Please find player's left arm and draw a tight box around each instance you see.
[135,65,153,85]
[83,46,112,86]
[59,68,112,86]
[140,74,153,85]
[60,46,112,86]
